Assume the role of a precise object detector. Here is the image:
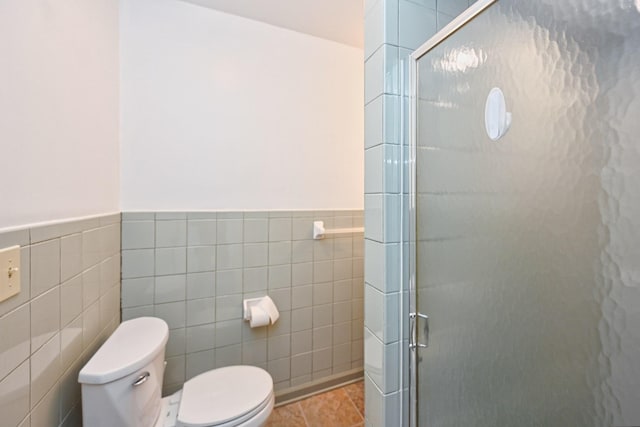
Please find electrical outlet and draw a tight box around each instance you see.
[0,245,21,302]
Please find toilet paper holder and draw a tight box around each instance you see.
[243,296,280,325]
[243,298,263,321]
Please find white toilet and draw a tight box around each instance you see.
[78,317,274,427]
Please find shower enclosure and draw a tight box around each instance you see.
[408,1,640,425]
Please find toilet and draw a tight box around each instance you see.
[78,317,274,427]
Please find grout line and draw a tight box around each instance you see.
[343,382,365,422]
[296,402,310,427]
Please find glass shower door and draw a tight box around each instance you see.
[411,1,640,426]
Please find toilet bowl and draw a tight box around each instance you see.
[159,366,274,427]
[78,317,274,427]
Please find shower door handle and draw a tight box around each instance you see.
[409,312,429,350]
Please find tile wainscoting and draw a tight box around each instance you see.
[0,214,121,427]
[120,210,364,396]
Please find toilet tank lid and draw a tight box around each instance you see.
[78,317,169,385]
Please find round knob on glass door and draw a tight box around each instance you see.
[485,87,512,141]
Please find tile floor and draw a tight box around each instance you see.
[266,381,364,427]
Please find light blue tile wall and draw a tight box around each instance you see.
[363,0,477,425]
[0,214,121,427]
[121,210,364,396]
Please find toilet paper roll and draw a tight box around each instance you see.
[258,296,280,324]
[249,306,270,328]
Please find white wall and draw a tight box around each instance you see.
[0,0,120,230]
[120,0,364,211]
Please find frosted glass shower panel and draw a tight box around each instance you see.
[414,1,640,426]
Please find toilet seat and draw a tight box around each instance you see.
[176,366,274,427]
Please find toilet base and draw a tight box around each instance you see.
[155,390,274,427]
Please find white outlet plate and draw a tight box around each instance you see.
[0,245,21,303]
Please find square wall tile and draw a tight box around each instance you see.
[242,339,267,365]
[186,272,216,300]
[334,238,353,260]
[334,280,353,303]
[0,304,30,381]
[399,0,437,50]
[187,246,216,272]
[267,358,290,383]
[31,287,60,351]
[269,218,292,242]
[156,248,186,276]
[313,239,334,262]
[268,288,292,313]
[364,328,400,394]
[365,44,399,104]
[31,239,60,298]
[244,267,267,293]
[82,228,103,269]
[291,240,313,263]
[186,298,215,326]
[313,261,333,284]
[292,218,313,240]
[186,324,215,353]
[312,348,332,372]
[33,383,59,426]
[334,259,353,281]
[438,0,467,17]
[291,353,312,378]
[365,95,384,149]
[243,219,268,243]
[216,244,243,270]
[312,283,333,306]
[155,275,186,304]
[292,262,313,287]
[60,275,83,325]
[333,342,352,367]
[333,323,351,346]
[30,333,61,407]
[0,360,30,426]
[268,335,291,360]
[269,241,291,266]
[187,220,216,245]
[82,265,100,309]
[216,269,243,296]
[291,331,312,355]
[312,305,332,328]
[217,219,243,244]
[122,249,154,279]
[291,308,312,332]
[215,295,243,322]
[364,240,400,293]
[244,244,268,268]
[155,302,186,329]
[215,319,242,347]
[121,221,154,249]
[364,0,399,59]
[268,265,291,289]
[364,374,401,426]
[292,285,312,309]
[313,326,333,350]
[60,233,82,281]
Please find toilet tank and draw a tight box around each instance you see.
[79,317,169,427]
